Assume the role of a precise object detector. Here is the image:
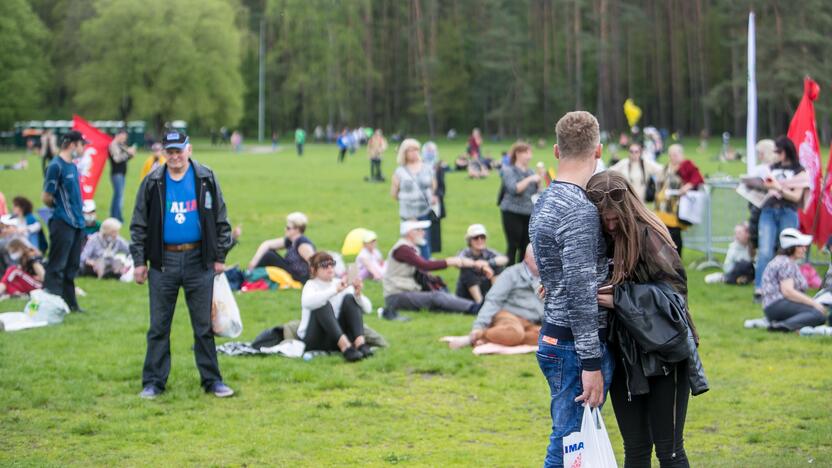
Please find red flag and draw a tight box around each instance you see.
[72,115,112,201]
[815,144,832,247]
[787,77,821,236]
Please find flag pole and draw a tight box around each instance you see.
[746,11,757,172]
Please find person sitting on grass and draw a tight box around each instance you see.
[11,196,47,253]
[82,200,101,238]
[445,245,543,349]
[760,228,828,332]
[380,220,478,321]
[705,223,754,285]
[299,252,373,362]
[455,224,508,303]
[0,238,44,298]
[248,212,315,283]
[80,218,132,279]
[356,231,385,281]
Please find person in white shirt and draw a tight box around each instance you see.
[299,251,373,362]
[609,142,664,203]
[356,231,385,280]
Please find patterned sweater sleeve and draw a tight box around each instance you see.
[559,208,603,370]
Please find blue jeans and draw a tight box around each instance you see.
[537,337,614,468]
[754,206,799,288]
[110,173,126,221]
[417,213,432,259]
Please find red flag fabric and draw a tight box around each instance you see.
[72,115,112,201]
[787,77,821,237]
[815,144,832,247]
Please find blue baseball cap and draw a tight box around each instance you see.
[162,131,189,150]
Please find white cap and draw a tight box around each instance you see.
[0,214,17,226]
[779,228,812,249]
[363,230,378,243]
[83,199,96,213]
[465,223,488,241]
[400,219,431,236]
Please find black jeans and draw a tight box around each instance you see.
[455,267,491,302]
[256,250,309,283]
[44,218,85,310]
[303,295,365,352]
[142,250,222,390]
[668,227,684,256]
[609,360,691,468]
[338,148,347,163]
[370,158,383,180]
[501,210,530,265]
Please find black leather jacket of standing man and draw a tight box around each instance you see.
[129,158,232,270]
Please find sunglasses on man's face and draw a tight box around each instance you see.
[587,188,627,204]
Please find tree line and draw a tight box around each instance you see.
[3,0,831,140]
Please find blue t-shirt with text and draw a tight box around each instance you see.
[164,165,202,244]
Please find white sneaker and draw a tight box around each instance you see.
[704,272,724,284]
[744,317,770,329]
[799,325,832,336]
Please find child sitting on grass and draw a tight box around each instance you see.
[706,223,753,285]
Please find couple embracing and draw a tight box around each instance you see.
[530,112,708,468]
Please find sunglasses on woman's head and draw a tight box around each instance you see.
[587,188,627,204]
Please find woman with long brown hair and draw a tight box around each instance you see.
[587,171,706,468]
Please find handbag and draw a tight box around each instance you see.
[414,269,448,292]
[641,159,656,203]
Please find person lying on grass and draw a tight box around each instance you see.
[445,244,542,349]
[299,252,373,362]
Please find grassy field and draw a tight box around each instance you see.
[0,137,830,467]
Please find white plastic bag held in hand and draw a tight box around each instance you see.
[212,273,243,338]
[563,405,618,468]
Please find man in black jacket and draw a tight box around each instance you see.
[130,130,234,399]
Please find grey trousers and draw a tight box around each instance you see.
[384,291,475,314]
[142,250,222,390]
[764,299,827,331]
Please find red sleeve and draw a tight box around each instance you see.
[392,245,447,271]
[680,161,704,188]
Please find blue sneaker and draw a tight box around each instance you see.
[139,385,163,399]
[207,382,235,398]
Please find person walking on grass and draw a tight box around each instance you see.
[295,127,306,156]
[108,129,136,222]
[130,130,235,399]
[529,111,612,467]
[41,130,87,312]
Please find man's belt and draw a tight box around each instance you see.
[164,242,201,252]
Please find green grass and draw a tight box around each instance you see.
[0,138,830,467]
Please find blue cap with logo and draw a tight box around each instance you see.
[162,130,189,150]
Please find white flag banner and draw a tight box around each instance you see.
[746,11,757,171]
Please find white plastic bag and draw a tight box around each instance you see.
[678,190,707,225]
[563,405,618,468]
[23,290,70,325]
[212,273,243,338]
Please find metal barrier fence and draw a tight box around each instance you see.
[681,177,748,270]
[682,177,828,268]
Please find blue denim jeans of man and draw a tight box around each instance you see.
[537,336,614,468]
[142,250,222,391]
[754,206,799,289]
[110,173,126,221]
[417,213,432,259]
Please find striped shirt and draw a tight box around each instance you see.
[530,181,608,370]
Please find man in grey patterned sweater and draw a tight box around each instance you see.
[529,111,613,467]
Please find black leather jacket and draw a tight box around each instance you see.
[611,281,709,397]
[129,159,232,270]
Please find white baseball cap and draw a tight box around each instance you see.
[83,199,97,213]
[465,224,488,241]
[779,228,812,249]
[363,230,378,243]
[400,220,431,236]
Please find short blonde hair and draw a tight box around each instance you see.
[555,111,600,160]
[396,138,422,166]
[100,217,122,235]
[509,140,532,164]
[286,212,308,233]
